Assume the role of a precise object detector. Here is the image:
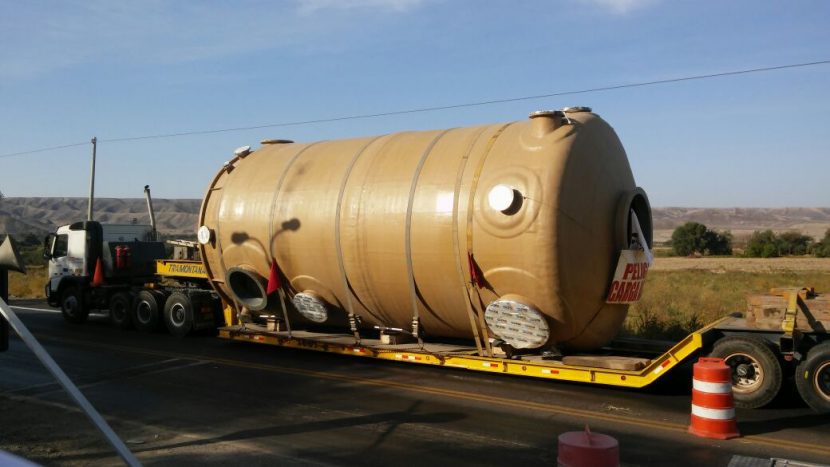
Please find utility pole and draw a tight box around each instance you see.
[87,136,97,221]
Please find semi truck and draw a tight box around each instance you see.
[44,221,221,337]
[42,108,830,413]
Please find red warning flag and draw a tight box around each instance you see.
[467,252,483,288]
[266,258,281,295]
[91,258,105,287]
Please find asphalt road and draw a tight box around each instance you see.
[1,299,828,466]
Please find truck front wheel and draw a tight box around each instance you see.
[795,342,830,413]
[60,287,89,324]
[109,292,132,330]
[164,292,194,338]
[710,336,782,409]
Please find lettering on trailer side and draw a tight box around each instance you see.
[165,263,206,275]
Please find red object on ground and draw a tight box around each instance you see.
[91,258,105,287]
[557,425,619,467]
[266,259,281,295]
[688,357,740,440]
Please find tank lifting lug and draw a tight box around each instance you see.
[411,317,421,339]
[348,313,361,345]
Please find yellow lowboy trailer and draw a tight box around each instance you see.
[214,288,829,413]
[217,319,719,389]
[155,257,711,390]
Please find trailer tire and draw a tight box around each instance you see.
[60,287,89,324]
[795,342,830,413]
[164,292,194,338]
[132,290,162,332]
[109,292,132,329]
[710,336,782,409]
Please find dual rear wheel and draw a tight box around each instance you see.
[710,336,782,409]
[128,290,195,337]
[108,289,195,337]
[795,342,830,413]
[711,336,830,413]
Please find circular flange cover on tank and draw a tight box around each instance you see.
[485,296,550,349]
[292,292,329,323]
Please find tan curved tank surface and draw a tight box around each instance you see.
[198,108,651,351]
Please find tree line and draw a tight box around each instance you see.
[670,222,830,258]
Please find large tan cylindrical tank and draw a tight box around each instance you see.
[197,108,651,351]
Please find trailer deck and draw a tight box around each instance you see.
[217,316,729,389]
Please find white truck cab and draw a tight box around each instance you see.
[44,222,155,315]
[46,223,153,284]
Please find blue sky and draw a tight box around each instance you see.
[1,0,828,206]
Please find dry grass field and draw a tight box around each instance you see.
[7,266,47,299]
[625,257,830,339]
[650,257,830,272]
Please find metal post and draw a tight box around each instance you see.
[143,185,157,241]
[87,137,97,221]
[0,270,8,351]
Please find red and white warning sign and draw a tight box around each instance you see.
[606,249,649,304]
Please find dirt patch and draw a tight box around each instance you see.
[651,257,830,273]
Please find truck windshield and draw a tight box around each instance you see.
[53,234,68,258]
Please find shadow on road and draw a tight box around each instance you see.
[738,412,829,436]
[133,401,465,454]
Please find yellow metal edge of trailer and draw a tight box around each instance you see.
[155,259,208,279]
[217,317,730,389]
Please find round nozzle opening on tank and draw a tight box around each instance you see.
[528,110,564,137]
[227,267,269,311]
[616,187,653,250]
[487,184,523,215]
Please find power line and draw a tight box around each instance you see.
[0,141,90,159]
[2,58,829,159]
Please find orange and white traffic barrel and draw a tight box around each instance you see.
[688,357,740,440]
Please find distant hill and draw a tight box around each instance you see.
[1,198,829,242]
[652,207,830,243]
[0,197,200,235]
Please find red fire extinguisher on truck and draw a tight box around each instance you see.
[115,245,132,270]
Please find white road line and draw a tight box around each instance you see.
[10,305,61,314]
[11,305,106,316]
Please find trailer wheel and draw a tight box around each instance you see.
[132,290,162,332]
[710,336,782,409]
[109,292,132,329]
[164,292,194,337]
[60,287,89,324]
[795,342,830,413]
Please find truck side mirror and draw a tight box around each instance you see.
[43,234,55,260]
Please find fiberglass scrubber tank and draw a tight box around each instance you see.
[197,108,651,351]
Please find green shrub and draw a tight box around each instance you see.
[813,229,830,258]
[670,222,732,256]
